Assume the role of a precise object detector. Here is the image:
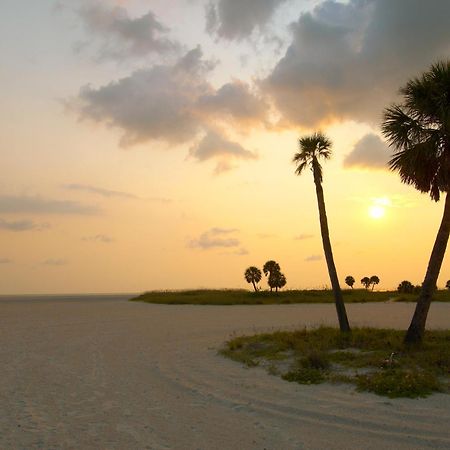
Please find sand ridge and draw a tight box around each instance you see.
[1,297,449,449]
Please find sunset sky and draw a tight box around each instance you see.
[2,0,450,294]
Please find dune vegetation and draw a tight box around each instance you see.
[131,288,450,305]
[220,327,450,398]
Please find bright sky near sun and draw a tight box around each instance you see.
[1,0,450,294]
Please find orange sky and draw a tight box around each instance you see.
[1,0,450,294]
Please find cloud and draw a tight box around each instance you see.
[82,234,114,243]
[64,183,139,199]
[0,258,13,264]
[294,233,314,240]
[0,218,50,232]
[206,0,288,40]
[234,247,249,256]
[263,0,450,127]
[305,254,322,262]
[42,258,68,266]
[74,47,214,147]
[197,80,269,128]
[72,46,264,172]
[76,3,178,60]
[0,195,99,215]
[189,227,241,250]
[344,134,390,170]
[189,129,257,173]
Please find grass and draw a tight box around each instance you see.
[131,288,450,305]
[220,327,450,398]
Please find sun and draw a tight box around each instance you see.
[369,204,385,219]
[368,197,390,219]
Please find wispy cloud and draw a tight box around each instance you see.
[294,233,314,241]
[42,258,68,266]
[305,254,322,262]
[0,258,13,264]
[82,234,114,243]
[189,227,240,250]
[0,218,50,232]
[0,195,99,215]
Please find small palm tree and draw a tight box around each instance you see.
[263,260,280,292]
[398,280,414,294]
[446,280,450,290]
[382,61,450,344]
[369,275,380,291]
[361,277,371,290]
[244,266,262,292]
[345,276,355,289]
[269,271,287,292]
[294,132,350,332]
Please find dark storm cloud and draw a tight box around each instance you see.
[205,0,288,40]
[264,0,450,127]
[344,134,390,170]
[0,195,99,215]
[77,2,179,60]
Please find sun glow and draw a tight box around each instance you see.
[368,197,391,219]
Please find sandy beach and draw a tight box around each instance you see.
[1,296,449,449]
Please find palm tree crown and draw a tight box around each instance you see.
[382,61,450,201]
[293,132,332,183]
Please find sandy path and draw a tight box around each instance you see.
[0,297,449,450]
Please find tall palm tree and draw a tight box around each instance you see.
[293,132,351,332]
[382,60,450,344]
[244,266,262,292]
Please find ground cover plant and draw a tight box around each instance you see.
[131,289,450,305]
[220,327,450,398]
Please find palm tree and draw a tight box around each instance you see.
[263,260,280,292]
[293,132,351,332]
[345,276,355,289]
[244,266,262,292]
[269,271,287,292]
[398,280,414,294]
[446,280,450,290]
[369,275,380,291]
[361,277,371,290]
[382,61,450,344]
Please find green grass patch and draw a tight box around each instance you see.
[130,288,450,305]
[220,327,450,398]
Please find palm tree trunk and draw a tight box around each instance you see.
[252,281,257,292]
[313,163,351,332]
[405,192,450,344]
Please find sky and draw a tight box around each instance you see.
[1,0,450,294]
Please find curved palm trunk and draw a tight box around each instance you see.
[251,281,257,292]
[313,164,351,332]
[405,192,450,344]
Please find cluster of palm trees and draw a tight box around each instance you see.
[244,260,287,292]
[344,275,380,290]
[293,61,450,344]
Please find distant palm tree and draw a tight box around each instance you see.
[361,277,371,290]
[294,132,350,332]
[263,260,280,292]
[244,266,262,292]
[382,61,450,344]
[269,271,287,292]
[369,275,380,291]
[345,276,355,289]
[398,280,414,294]
[446,280,450,290]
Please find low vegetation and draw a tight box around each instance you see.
[131,288,450,305]
[220,327,450,398]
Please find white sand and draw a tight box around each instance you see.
[1,297,449,449]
